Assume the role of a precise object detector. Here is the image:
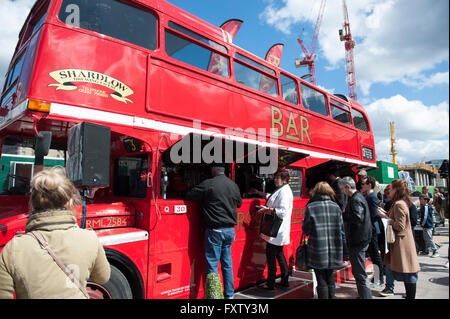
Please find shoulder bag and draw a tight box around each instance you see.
[260,210,283,237]
[28,231,90,299]
[259,185,285,237]
[295,233,309,271]
[386,223,395,244]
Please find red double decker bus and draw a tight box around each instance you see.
[0,0,376,299]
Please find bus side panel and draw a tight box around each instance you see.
[149,201,205,299]
[234,198,275,288]
[150,63,234,129]
[358,130,376,164]
[28,25,148,117]
[287,197,309,266]
[147,196,308,298]
[305,114,359,157]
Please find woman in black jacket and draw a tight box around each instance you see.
[302,181,343,299]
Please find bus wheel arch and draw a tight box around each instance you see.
[88,248,145,299]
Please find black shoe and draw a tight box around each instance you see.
[379,287,394,297]
[277,281,289,288]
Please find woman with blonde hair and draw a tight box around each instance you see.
[378,179,420,299]
[302,181,343,299]
[0,167,110,299]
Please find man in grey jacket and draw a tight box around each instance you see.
[339,176,373,299]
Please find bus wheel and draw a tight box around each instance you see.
[88,265,133,299]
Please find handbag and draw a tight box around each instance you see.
[28,231,90,298]
[295,233,309,271]
[260,210,283,237]
[259,185,286,238]
[386,224,395,244]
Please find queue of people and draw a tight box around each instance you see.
[0,162,445,299]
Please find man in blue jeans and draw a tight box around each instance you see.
[419,195,440,257]
[185,165,242,299]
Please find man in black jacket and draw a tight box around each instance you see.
[362,176,384,288]
[185,165,242,299]
[339,176,373,299]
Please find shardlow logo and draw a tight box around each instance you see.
[48,69,135,104]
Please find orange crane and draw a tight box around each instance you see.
[295,0,326,85]
[339,0,357,101]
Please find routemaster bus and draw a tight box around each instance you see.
[0,0,376,299]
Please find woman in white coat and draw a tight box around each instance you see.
[253,168,293,290]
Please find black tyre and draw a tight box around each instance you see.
[102,265,133,299]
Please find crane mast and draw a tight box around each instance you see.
[390,121,397,165]
[339,0,357,101]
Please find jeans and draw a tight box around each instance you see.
[391,271,418,284]
[204,227,236,298]
[423,228,438,252]
[348,242,372,299]
[367,232,384,284]
[266,242,289,287]
[385,263,395,290]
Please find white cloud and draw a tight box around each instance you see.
[365,95,449,163]
[375,138,449,165]
[0,0,35,89]
[260,0,449,96]
[365,95,449,139]
[420,72,449,88]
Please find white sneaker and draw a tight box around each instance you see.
[431,251,440,258]
[444,261,449,268]
[369,281,384,289]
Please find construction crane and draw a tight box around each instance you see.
[295,0,326,85]
[339,0,357,101]
[390,121,397,165]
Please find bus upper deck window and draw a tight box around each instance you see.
[165,22,229,78]
[351,109,369,132]
[58,0,157,50]
[234,54,277,97]
[165,31,229,78]
[300,84,328,117]
[330,103,351,126]
[280,73,299,105]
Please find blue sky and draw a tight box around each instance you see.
[1,0,448,164]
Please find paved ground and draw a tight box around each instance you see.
[334,221,449,299]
